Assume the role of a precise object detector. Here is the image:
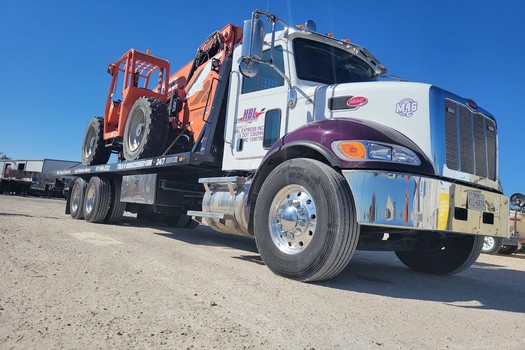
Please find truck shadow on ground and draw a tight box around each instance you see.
[323,251,525,314]
[136,219,525,314]
[139,220,259,254]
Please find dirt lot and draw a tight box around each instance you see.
[1,195,524,350]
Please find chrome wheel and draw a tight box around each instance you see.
[483,236,495,251]
[127,110,146,152]
[70,178,87,220]
[84,184,96,215]
[268,185,317,255]
[83,127,96,159]
[71,183,82,212]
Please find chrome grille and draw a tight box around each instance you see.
[444,99,496,180]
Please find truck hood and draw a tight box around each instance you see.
[310,81,500,192]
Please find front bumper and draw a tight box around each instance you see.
[343,170,509,237]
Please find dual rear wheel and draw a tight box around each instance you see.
[69,177,126,224]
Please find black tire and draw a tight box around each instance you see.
[254,158,359,282]
[103,178,126,224]
[395,234,484,275]
[83,176,112,223]
[82,117,111,166]
[481,236,502,254]
[498,245,519,255]
[136,210,156,222]
[69,178,87,219]
[185,219,200,229]
[123,97,169,161]
[165,213,192,228]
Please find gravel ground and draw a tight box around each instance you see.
[1,195,524,350]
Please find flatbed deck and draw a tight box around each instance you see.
[56,152,221,178]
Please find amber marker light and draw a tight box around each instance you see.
[334,141,367,159]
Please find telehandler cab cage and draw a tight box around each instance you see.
[103,49,170,140]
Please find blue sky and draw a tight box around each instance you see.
[0,0,524,196]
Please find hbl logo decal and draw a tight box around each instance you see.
[239,108,266,123]
[395,98,418,118]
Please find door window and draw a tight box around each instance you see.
[242,46,285,94]
[263,109,281,148]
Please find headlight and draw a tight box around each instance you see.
[331,140,421,166]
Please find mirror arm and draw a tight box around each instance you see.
[251,57,296,108]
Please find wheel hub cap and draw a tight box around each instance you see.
[127,110,146,152]
[85,185,96,214]
[269,185,317,255]
[71,185,81,212]
[483,237,495,250]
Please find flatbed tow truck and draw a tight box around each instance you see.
[59,10,509,282]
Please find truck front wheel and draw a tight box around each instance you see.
[395,234,483,275]
[254,158,359,282]
[123,97,169,161]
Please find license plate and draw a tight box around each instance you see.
[467,191,485,211]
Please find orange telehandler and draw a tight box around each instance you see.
[81,24,243,165]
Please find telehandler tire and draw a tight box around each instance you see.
[123,97,169,161]
[254,158,360,282]
[83,176,112,223]
[70,178,87,219]
[395,234,483,275]
[82,117,111,166]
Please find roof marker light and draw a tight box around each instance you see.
[467,99,478,110]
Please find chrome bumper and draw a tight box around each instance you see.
[343,170,509,238]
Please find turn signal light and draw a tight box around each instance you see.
[335,141,366,159]
[331,140,421,165]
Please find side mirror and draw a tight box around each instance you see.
[239,17,265,77]
[241,17,265,59]
[239,58,258,78]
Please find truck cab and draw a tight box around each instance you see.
[195,11,509,280]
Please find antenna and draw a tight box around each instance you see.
[266,0,270,13]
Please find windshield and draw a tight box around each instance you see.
[293,38,377,84]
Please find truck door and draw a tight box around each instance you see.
[223,45,289,171]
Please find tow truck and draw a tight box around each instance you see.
[59,10,510,282]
